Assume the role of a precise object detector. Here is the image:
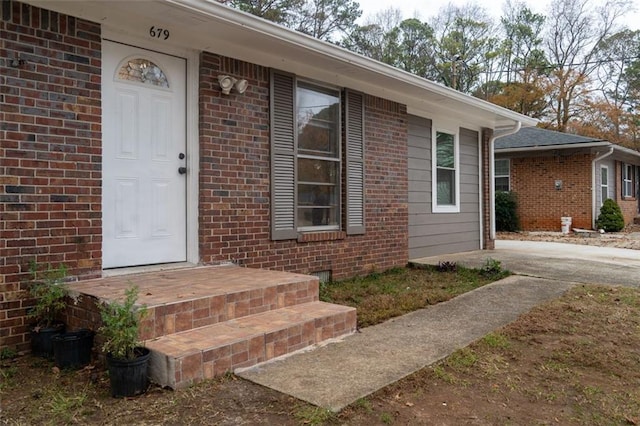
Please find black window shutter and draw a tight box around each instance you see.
[345,90,365,235]
[270,71,298,240]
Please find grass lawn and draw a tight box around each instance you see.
[320,260,508,327]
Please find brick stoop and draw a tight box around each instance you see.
[64,265,356,389]
[146,301,356,389]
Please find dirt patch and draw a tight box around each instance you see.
[2,280,639,424]
[498,224,640,250]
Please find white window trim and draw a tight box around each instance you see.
[600,165,609,206]
[623,163,633,197]
[432,127,460,213]
[495,159,510,192]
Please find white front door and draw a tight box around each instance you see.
[102,41,187,268]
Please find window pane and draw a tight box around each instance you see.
[118,58,169,88]
[495,177,509,192]
[298,158,338,184]
[437,169,455,205]
[296,82,341,230]
[297,84,339,158]
[436,132,455,168]
[495,159,509,176]
[297,184,338,227]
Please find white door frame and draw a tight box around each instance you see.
[102,29,200,269]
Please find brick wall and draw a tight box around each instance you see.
[509,153,594,231]
[0,1,102,351]
[198,51,408,280]
[482,128,494,249]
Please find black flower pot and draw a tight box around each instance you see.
[30,323,65,359]
[107,347,151,398]
[52,329,95,370]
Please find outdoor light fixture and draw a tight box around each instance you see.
[234,78,248,94]
[218,75,236,95]
[218,75,249,95]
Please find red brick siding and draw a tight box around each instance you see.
[482,128,494,249]
[509,153,594,231]
[614,162,639,225]
[0,1,101,351]
[198,52,408,280]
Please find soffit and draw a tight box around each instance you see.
[23,0,537,129]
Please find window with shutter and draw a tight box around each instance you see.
[345,90,365,235]
[270,71,365,240]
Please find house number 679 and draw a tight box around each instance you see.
[149,26,170,40]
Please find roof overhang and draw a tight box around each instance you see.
[495,141,611,154]
[22,0,537,130]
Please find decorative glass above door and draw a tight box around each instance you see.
[118,58,169,88]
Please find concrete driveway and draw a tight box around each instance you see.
[414,240,640,288]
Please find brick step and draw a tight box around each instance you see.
[66,266,320,341]
[138,278,319,341]
[146,301,357,389]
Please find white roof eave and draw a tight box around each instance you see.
[23,0,538,129]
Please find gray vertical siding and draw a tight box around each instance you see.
[408,116,481,258]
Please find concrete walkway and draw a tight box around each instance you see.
[237,241,640,411]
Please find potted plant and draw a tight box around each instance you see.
[27,262,69,359]
[98,285,150,398]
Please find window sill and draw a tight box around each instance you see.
[298,231,346,243]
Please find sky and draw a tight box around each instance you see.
[355,0,640,31]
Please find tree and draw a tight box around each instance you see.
[480,1,549,113]
[427,3,498,92]
[290,0,362,41]
[587,30,640,146]
[225,0,362,42]
[341,8,404,64]
[223,0,304,25]
[543,0,631,131]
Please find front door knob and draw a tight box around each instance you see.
[178,167,187,175]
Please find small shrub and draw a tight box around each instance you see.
[495,191,520,232]
[481,257,503,278]
[596,198,624,232]
[437,261,458,272]
[27,262,69,328]
[99,285,147,360]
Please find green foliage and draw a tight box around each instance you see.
[27,262,69,328]
[495,191,520,232]
[596,198,625,232]
[481,332,511,349]
[0,347,17,360]
[480,257,503,278]
[293,405,336,425]
[99,285,147,360]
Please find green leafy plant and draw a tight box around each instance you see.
[596,198,625,232]
[99,285,147,360]
[480,257,503,278]
[495,191,520,232]
[27,262,69,329]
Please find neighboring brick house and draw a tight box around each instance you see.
[495,127,640,231]
[0,0,536,351]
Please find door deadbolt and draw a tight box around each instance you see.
[179,153,186,160]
